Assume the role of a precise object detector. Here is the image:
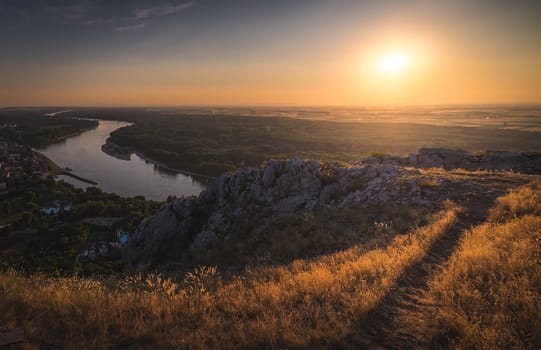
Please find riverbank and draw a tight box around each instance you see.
[35,151,98,186]
[57,171,98,186]
[35,119,204,200]
[135,152,214,181]
[34,150,65,173]
[54,126,97,142]
[44,110,72,117]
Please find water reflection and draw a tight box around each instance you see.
[38,120,207,201]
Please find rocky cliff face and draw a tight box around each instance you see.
[125,148,541,269]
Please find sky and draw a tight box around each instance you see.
[1,0,540,106]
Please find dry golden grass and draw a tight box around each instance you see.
[488,181,541,222]
[405,182,541,349]
[0,204,460,349]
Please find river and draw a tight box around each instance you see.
[38,120,206,201]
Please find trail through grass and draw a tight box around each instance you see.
[0,205,460,349]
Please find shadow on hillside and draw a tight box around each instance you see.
[175,203,437,278]
[170,170,531,278]
[335,194,493,349]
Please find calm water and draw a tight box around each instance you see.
[38,120,206,201]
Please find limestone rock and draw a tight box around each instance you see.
[125,198,197,270]
[126,148,541,269]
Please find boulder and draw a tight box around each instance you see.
[125,198,197,270]
[320,183,339,203]
[262,160,280,188]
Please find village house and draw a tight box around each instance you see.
[0,138,51,191]
[41,201,73,215]
[75,242,117,263]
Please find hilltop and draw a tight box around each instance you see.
[0,148,540,348]
[126,148,540,270]
[1,147,540,349]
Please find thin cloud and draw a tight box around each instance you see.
[0,1,195,31]
[134,2,193,19]
[116,22,146,31]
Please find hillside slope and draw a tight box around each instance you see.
[1,181,540,349]
[126,148,540,270]
[1,149,541,348]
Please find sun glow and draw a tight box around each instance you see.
[379,52,409,74]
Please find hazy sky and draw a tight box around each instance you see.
[1,0,540,106]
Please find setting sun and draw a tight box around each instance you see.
[380,52,409,74]
[1,1,541,348]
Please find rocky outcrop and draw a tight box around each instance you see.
[125,148,541,269]
[411,148,541,173]
[126,199,198,269]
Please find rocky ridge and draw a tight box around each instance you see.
[125,148,541,269]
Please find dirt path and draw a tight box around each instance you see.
[357,195,493,349]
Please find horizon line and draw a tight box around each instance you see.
[2,102,541,109]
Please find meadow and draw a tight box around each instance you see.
[1,181,539,349]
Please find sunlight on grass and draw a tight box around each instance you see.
[0,205,460,348]
[404,182,541,349]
